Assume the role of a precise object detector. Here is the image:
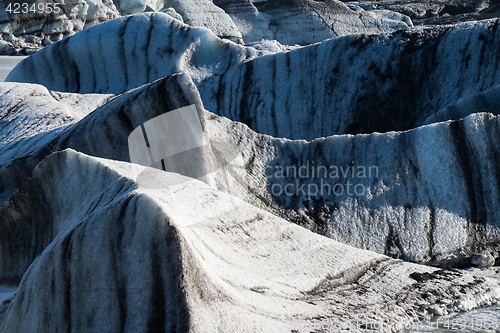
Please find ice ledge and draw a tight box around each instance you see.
[0,148,498,332]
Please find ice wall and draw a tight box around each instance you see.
[1,149,498,332]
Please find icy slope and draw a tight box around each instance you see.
[7,14,500,140]
[213,0,412,45]
[5,13,264,93]
[0,73,200,207]
[205,110,500,264]
[204,18,500,139]
[423,83,500,125]
[3,72,500,264]
[1,148,498,332]
[0,82,113,204]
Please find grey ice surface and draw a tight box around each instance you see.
[0,56,26,82]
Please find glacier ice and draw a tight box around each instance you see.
[202,18,500,139]
[205,110,500,263]
[0,148,498,332]
[2,6,500,331]
[214,0,412,45]
[6,13,264,93]
[0,0,119,54]
[0,0,413,55]
[0,73,202,207]
[158,0,244,44]
[7,14,500,140]
[4,14,500,264]
[471,251,495,267]
[3,69,500,264]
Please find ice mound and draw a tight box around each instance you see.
[5,13,263,93]
[204,110,500,264]
[213,0,412,45]
[0,0,119,54]
[7,15,500,140]
[0,148,498,332]
[0,73,202,207]
[3,70,500,265]
[202,19,500,139]
[0,0,414,55]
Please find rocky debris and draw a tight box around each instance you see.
[415,11,500,25]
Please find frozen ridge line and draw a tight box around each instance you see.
[6,14,500,140]
[0,0,412,54]
[1,11,500,331]
[3,72,500,266]
[0,148,499,332]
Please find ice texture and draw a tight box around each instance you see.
[0,148,499,332]
[7,14,500,140]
